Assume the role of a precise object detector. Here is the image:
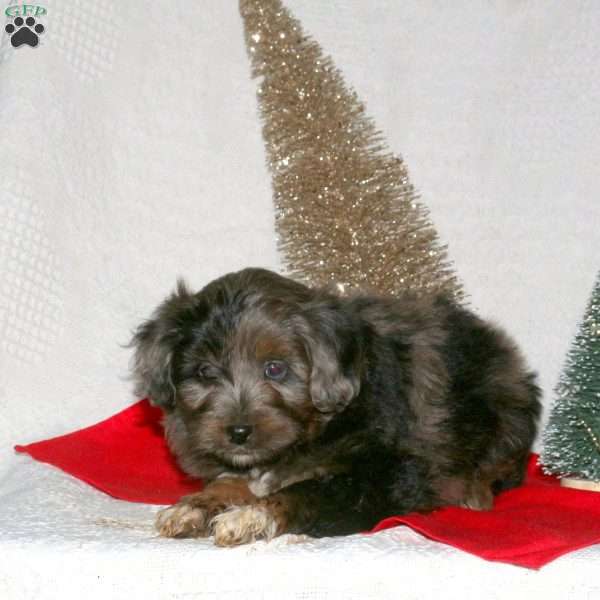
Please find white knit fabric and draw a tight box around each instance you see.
[2,458,600,600]
[1,1,599,598]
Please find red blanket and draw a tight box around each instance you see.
[16,400,203,504]
[15,399,600,569]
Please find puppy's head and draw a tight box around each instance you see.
[130,268,363,476]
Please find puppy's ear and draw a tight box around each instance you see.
[130,280,193,410]
[295,299,363,413]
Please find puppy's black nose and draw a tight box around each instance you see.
[227,425,253,445]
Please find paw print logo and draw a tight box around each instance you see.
[5,16,45,48]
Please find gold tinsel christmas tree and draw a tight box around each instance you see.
[239,0,463,299]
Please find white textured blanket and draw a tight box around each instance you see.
[2,458,599,600]
[1,1,599,598]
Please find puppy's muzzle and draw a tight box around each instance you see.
[227,425,253,445]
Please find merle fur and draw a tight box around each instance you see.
[131,268,541,538]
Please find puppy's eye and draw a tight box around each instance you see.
[264,361,288,381]
[197,363,220,382]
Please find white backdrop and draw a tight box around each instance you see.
[1,2,599,598]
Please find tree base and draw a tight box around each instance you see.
[560,477,600,492]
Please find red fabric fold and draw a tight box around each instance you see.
[15,399,600,568]
[15,399,203,504]
[372,455,600,568]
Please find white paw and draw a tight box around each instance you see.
[156,503,209,538]
[211,505,280,547]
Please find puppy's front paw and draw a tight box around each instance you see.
[156,478,256,539]
[156,502,210,538]
[211,505,281,547]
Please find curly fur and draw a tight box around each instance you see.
[132,268,541,542]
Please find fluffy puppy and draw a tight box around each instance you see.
[131,268,541,546]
